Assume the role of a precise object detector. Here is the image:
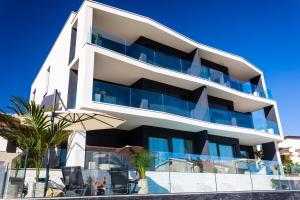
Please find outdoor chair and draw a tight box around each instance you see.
[110,168,130,194]
[62,166,88,196]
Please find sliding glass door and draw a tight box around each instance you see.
[209,142,235,158]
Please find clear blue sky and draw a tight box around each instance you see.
[0,0,299,136]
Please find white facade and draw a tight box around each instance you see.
[30,0,284,165]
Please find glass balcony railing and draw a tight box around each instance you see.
[151,151,282,175]
[89,28,273,99]
[93,80,279,135]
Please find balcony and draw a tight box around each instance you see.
[92,80,279,135]
[89,28,273,99]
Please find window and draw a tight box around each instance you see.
[149,137,169,152]
[209,142,235,158]
[240,150,250,159]
[32,89,36,101]
[44,66,50,95]
[172,138,193,154]
[219,144,234,158]
[209,142,218,157]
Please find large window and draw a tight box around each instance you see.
[209,142,235,158]
[219,144,234,158]
[149,137,169,152]
[172,138,193,154]
[148,136,193,154]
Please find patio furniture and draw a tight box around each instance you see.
[62,166,87,196]
[110,168,130,194]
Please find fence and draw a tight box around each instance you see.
[1,149,300,198]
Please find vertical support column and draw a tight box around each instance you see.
[188,48,202,76]
[194,130,210,155]
[75,5,93,57]
[66,131,86,167]
[76,47,95,109]
[191,86,210,121]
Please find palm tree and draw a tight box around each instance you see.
[0,96,71,180]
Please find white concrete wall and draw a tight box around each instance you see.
[66,131,86,167]
[279,138,300,164]
[30,12,76,106]
[0,137,7,152]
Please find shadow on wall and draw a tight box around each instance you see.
[147,177,170,194]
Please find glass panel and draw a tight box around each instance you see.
[92,80,279,134]
[149,137,169,152]
[155,51,182,72]
[233,112,253,128]
[209,68,225,84]
[93,81,129,106]
[252,110,268,132]
[209,108,232,125]
[163,95,190,117]
[131,89,163,111]
[209,143,218,157]
[219,144,234,158]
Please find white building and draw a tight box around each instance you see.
[30,0,283,170]
[279,136,300,164]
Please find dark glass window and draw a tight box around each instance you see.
[172,138,193,154]
[209,142,235,158]
[240,150,250,159]
[209,142,218,157]
[219,144,234,158]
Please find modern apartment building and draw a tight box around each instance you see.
[30,0,284,168]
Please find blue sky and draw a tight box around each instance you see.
[0,0,299,135]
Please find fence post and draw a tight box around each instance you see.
[168,156,172,193]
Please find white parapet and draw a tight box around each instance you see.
[66,131,86,167]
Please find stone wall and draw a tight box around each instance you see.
[32,190,300,200]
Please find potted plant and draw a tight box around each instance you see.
[94,33,102,45]
[133,149,154,194]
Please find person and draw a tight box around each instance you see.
[95,176,107,195]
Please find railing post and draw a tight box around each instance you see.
[213,159,218,192]
[248,160,254,191]
[168,157,172,193]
